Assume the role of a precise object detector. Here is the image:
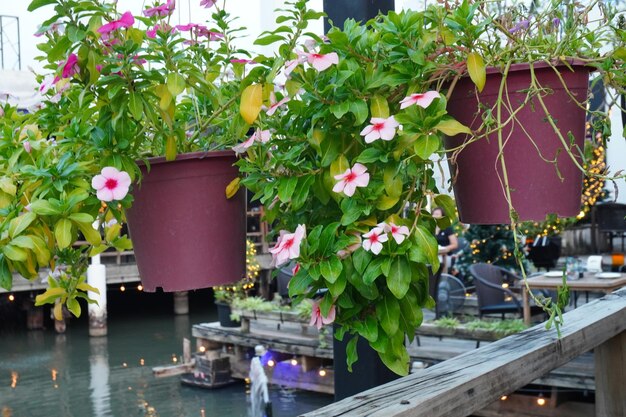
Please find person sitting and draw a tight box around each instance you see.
[433,207,459,273]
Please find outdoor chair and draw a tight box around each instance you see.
[469,263,543,320]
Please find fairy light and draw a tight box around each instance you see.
[290,358,298,366]
[267,359,275,367]
[537,395,546,406]
[500,395,508,401]
[137,284,143,291]
[199,346,206,353]
[172,354,178,363]
[8,294,14,302]
[140,358,145,366]
[318,369,327,377]
[122,362,128,368]
[120,285,126,292]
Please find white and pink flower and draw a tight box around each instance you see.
[232,129,271,154]
[270,224,306,267]
[332,163,369,197]
[23,141,32,153]
[298,51,338,71]
[379,222,410,244]
[309,299,336,330]
[362,226,388,255]
[265,92,290,116]
[399,91,440,109]
[200,0,217,8]
[360,116,399,143]
[91,167,131,202]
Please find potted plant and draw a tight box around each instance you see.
[4,0,285,300]
[234,0,625,375]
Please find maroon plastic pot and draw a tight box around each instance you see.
[445,61,591,224]
[126,151,246,292]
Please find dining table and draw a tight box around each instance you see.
[521,272,626,325]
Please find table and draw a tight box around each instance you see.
[521,273,626,325]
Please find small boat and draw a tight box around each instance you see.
[180,355,236,389]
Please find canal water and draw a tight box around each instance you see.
[0,291,332,417]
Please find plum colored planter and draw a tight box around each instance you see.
[126,151,246,292]
[445,61,591,224]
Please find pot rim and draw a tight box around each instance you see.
[137,150,237,166]
[485,59,592,75]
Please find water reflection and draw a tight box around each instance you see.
[89,337,111,417]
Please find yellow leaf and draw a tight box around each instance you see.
[53,302,63,321]
[330,155,350,179]
[165,135,177,161]
[240,84,263,124]
[54,218,73,249]
[434,118,472,136]
[35,287,66,306]
[370,95,389,118]
[467,52,486,93]
[376,194,400,211]
[225,177,241,199]
[155,84,172,110]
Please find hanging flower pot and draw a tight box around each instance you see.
[445,61,591,224]
[126,151,246,292]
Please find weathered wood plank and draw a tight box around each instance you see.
[474,394,596,417]
[416,322,518,341]
[594,331,625,417]
[192,322,333,359]
[301,289,626,417]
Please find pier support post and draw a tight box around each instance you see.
[174,291,189,315]
[595,331,625,417]
[25,299,44,330]
[88,253,107,337]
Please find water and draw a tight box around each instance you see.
[0,295,332,417]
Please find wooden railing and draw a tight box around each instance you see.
[302,288,626,417]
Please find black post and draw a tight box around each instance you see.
[332,326,399,401]
[323,0,395,32]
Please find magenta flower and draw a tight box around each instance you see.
[196,27,223,40]
[232,129,270,154]
[61,53,79,79]
[309,300,336,330]
[143,0,175,17]
[399,91,440,109]
[333,163,369,197]
[270,224,306,267]
[360,116,399,143]
[230,59,257,64]
[380,222,410,244]
[200,0,217,8]
[91,167,131,202]
[265,92,290,116]
[300,51,338,71]
[176,23,200,32]
[97,11,135,36]
[362,226,388,255]
[147,27,157,38]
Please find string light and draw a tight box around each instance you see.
[318,369,327,377]
[500,395,508,401]
[536,394,546,406]
[267,359,275,367]
[199,346,206,353]
[8,294,15,302]
[120,285,126,292]
[290,358,298,366]
[137,284,143,291]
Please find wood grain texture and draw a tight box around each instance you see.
[301,289,626,417]
[594,331,625,417]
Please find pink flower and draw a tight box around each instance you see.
[143,0,175,17]
[309,300,336,330]
[23,141,32,153]
[39,75,56,95]
[176,23,199,31]
[332,163,369,197]
[283,57,305,77]
[61,54,79,79]
[299,51,338,71]
[362,227,388,255]
[196,27,223,40]
[360,116,399,143]
[147,27,157,38]
[399,91,440,110]
[265,92,290,116]
[230,59,256,64]
[91,167,131,202]
[97,11,135,36]
[200,0,217,8]
[270,224,306,267]
[232,129,271,154]
[380,222,410,244]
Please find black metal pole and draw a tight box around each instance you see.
[323,0,395,32]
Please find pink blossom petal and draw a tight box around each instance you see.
[351,163,367,176]
[96,188,115,202]
[91,174,107,190]
[308,52,338,71]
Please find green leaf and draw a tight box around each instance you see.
[340,198,362,226]
[379,344,409,376]
[413,134,441,159]
[0,255,12,290]
[9,212,37,238]
[75,221,102,246]
[433,194,456,220]
[327,271,347,297]
[350,100,369,125]
[434,118,472,136]
[352,248,371,275]
[165,135,177,161]
[330,101,350,119]
[412,225,439,267]
[376,294,400,335]
[387,256,411,299]
[291,175,314,210]
[254,34,286,46]
[28,0,57,11]
[318,222,340,256]
[29,235,51,266]
[359,315,379,343]
[320,256,343,284]
[3,245,27,262]
[35,287,66,306]
[346,335,359,372]
[278,176,298,203]
[467,52,486,93]
[356,148,383,164]
[66,297,81,317]
[55,218,73,249]
[29,200,60,215]
[112,236,133,251]
[363,257,383,285]
[89,245,108,257]
[320,137,341,168]
[167,73,186,96]
[10,235,35,249]
[319,291,334,317]
[0,177,16,196]
[370,95,389,118]
[129,92,143,119]
[68,213,94,224]
[287,268,313,298]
